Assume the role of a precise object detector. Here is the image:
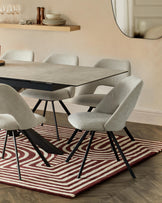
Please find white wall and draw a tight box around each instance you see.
[0,0,162,125]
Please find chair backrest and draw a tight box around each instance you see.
[95,76,143,131]
[43,53,79,97]
[0,84,39,130]
[75,58,131,95]
[1,50,34,62]
[43,53,79,66]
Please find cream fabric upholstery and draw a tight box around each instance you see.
[68,112,110,131]
[1,50,34,62]
[21,87,73,101]
[0,83,50,180]
[67,76,143,179]
[21,54,79,100]
[68,76,143,132]
[71,94,105,107]
[0,84,45,130]
[21,53,79,140]
[70,58,131,107]
[43,53,79,65]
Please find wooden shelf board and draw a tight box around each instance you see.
[0,23,80,32]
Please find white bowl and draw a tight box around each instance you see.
[46,13,61,19]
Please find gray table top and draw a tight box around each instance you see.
[0,60,128,86]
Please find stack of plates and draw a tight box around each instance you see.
[43,18,66,26]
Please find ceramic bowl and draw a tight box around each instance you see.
[46,13,61,19]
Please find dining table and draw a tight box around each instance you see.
[0,60,128,155]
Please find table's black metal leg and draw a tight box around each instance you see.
[24,129,63,155]
[22,130,50,167]
[78,131,95,178]
[13,131,21,180]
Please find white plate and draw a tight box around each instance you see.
[43,19,66,26]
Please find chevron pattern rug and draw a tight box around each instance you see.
[0,125,161,198]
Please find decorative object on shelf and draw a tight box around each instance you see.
[42,18,66,26]
[40,7,45,25]
[26,19,34,25]
[0,60,5,66]
[46,13,61,19]
[0,3,21,24]
[19,19,34,25]
[43,12,66,26]
[36,7,40,24]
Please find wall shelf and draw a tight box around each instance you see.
[0,23,80,32]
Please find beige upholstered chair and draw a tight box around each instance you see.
[1,49,34,92]
[66,76,143,178]
[0,84,51,180]
[1,49,34,61]
[21,53,79,140]
[67,58,134,144]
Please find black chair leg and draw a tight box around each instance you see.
[59,100,71,116]
[67,106,94,144]
[2,131,9,159]
[107,132,120,161]
[13,131,21,180]
[124,127,135,141]
[87,106,94,112]
[78,131,95,178]
[22,130,50,167]
[67,129,80,144]
[32,99,42,112]
[109,131,136,178]
[41,101,48,126]
[66,131,89,162]
[51,101,60,141]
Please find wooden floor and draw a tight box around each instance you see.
[0,112,162,203]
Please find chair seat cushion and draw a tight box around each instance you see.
[21,88,71,101]
[70,94,105,107]
[0,113,45,130]
[0,114,19,130]
[68,112,110,131]
[34,113,46,126]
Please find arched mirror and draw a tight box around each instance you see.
[111,0,162,39]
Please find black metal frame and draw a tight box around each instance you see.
[2,131,21,180]
[2,130,51,180]
[0,77,69,91]
[108,131,136,178]
[66,130,136,179]
[32,99,71,141]
[107,132,120,161]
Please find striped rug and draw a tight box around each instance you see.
[0,125,161,198]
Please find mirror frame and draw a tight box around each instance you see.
[111,0,162,40]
